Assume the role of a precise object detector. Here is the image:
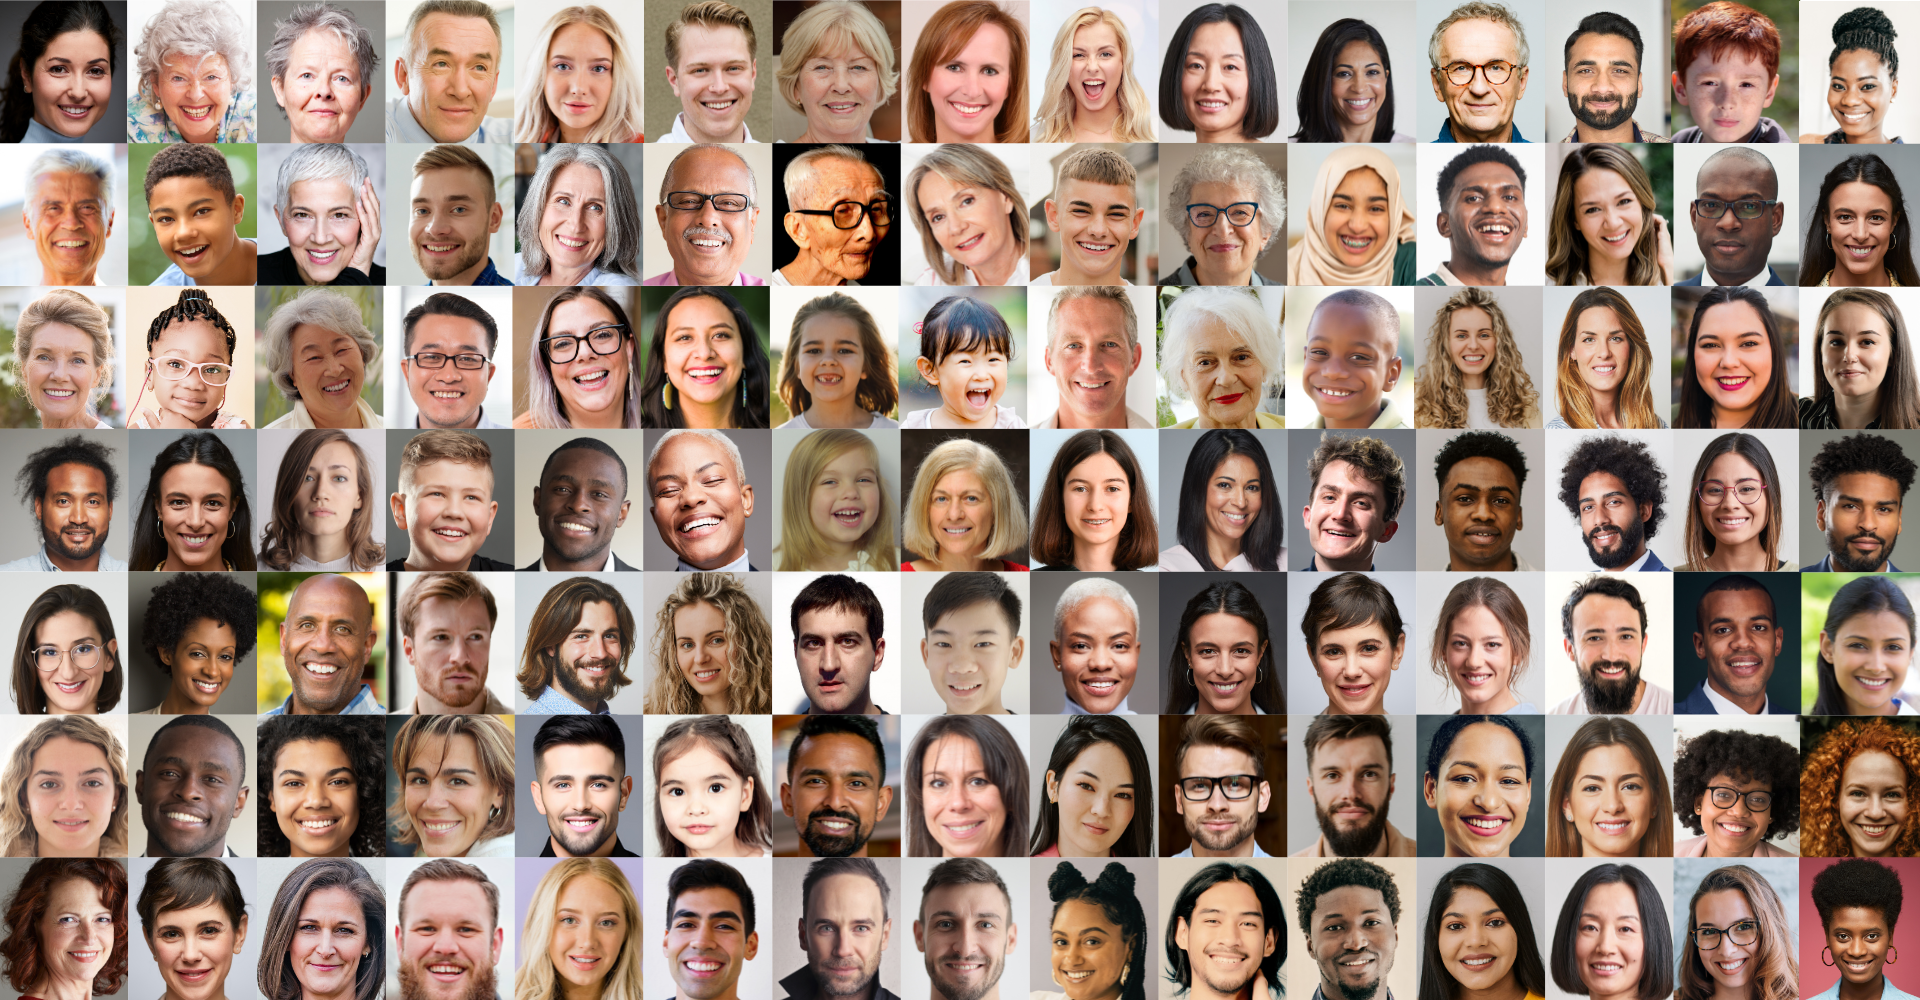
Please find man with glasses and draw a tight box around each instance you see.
[399,291,504,429]
[647,144,768,286]
[1677,147,1788,286]
[1167,715,1274,858]
[774,145,891,286]
[1560,13,1669,142]
[1428,1,1532,143]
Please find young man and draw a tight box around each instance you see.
[400,291,506,429]
[26,149,115,287]
[1294,716,1414,858]
[1675,147,1787,286]
[1679,574,1791,715]
[646,144,767,287]
[517,575,635,715]
[783,858,900,1000]
[145,144,257,286]
[1032,147,1144,286]
[394,860,505,1000]
[529,438,637,572]
[775,146,892,286]
[1168,715,1273,858]
[913,859,1016,1000]
[396,571,510,714]
[1554,575,1673,714]
[1300,434,1405,572]
[1030,286,1151,429]
[1807,432,1915,571]
[793,574,886,715]
[660,0,759,143]
[1297,859,1403,1000]
[1417,145,1529,286]
[1050,578,1141,715]
[1670,0,1786,142]
[1428,1,1532,142]
[265,574,388,715]
[409,144,511,286]
[1557,435,1670,571]
[136,716,249,857]
[0,435,124,572]
[663,860,761,1000]
[647,429,756,571]
[389,431,508,571]
[780,715,894,857]
[1560,12,1670,142]
[530,715,636,856]
[1298,290,1407,428]
[1167,864,1284,1000]
[386,0,512,143]
[1432,430,1532,571]
[920,572,1023,715]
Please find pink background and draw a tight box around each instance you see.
[1798,857,1920,997]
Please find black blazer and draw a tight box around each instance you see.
[520,552,638,571]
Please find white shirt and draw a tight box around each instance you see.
[1698,264,1774,288]
[1029,407,1154,429]
[384,97,513,143]
[1465,388,1492,429]
[658,114,757,143]
[915,257,1031,286]
[775,411,900,429]
[1062,693,1133,715]
[677,549,752,573]
[1550,680,1674,715]
[1028,272,1131,287]
[900,405,1025,429]
[1702,681,1769,716]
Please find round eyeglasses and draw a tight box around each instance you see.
[1443,61,1515,86]
[1697,481,1766,507]
[153,358,231,386]
[33,642,101,672]
[1705,785,1771,812]
[541,325,628,365]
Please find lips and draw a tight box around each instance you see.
[1461,814,1510,837]
[1081,80,1106,102]
[1075,240,1116,255]
[554,234,590,250]
[683,957,725,978]
[1343,97,1375,114]
[564,813,602,832]
[952,232,985,253]
[298,816,340,835]
[1458,955,1497,970]
[684,366,725,384]
[947,100,987,117]
[321,378,351,395]
[677,515,721,537]
[303,248,340,264]
[1337,234,1374,253]
[179,104,213,121]
[822,101,860,114]
[1713,376,1749,392]
[420,242,463,256]
[175,244,209,261]
[57,104,93,119]
[832,506,865,526]
[1211,392,1246,406]
[1194,98,1229,115]
[964,388,991,411]
[1475,221,1514,242]
[1591,818,1631,837]
[572,369,612,391]
[192,677,221,695]
[1846,244,1878,260]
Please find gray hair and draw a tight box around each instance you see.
[404,0,502,67]
[783,144,872,208]
[135,0,254,97]
[26,149,112,214]
[266,3,379,119]
[263,288,380,399]
[1052,577,1140,644]
[1162,146,1285,259]
[1046,286,1138,353]
[517,144,641,280]
[1428,1,1530,70]
[659,143,757,208]
[1159,288,1283,401]
[646,429,746,510]
[274,142,369,223]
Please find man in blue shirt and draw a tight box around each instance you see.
[520,576,634,714]
[1429,2,1533,143]
[408,145,512,286]
[263,574,387,715]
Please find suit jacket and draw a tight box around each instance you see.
[1675,680,1797,714]
[1640,549,1671,571]
[1803,553,1903,572]
[1676,265,1787,286]
[521,552,638,571]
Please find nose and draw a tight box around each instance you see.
[446,67,473,99]
[185,76,208,103]
[1861,505,1881,532]
[1714,209,1745,233]
[1201,63,1224,94]
[1469,493,1496,523]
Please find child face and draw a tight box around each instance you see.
[657,740,752,855]
[148,176,243,282]
[1311,620,1402,714]
[794,312,868,409]
[397,459,497,570]
[1675,50,1779,142]
[919,342,1008,426]
[1045,178,1142,281]
[809,446,881,550]
[1301,301,1401,426]
[923,600,1023,714]
[148,318,231,425]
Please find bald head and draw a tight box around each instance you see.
[280,573,379,715]
[1698,147,1778,201]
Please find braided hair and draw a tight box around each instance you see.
[1047,862,1148,1000]
[1833,8,1898,77]
[146,289,238,361]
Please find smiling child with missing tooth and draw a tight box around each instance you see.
[775,429,899,571]
[902,294,1026,428]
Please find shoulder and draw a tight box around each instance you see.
[1158,545,1202,572]
[512,410,536,429]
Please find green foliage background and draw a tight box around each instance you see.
[255,571,389,713]
[253,286,385,426]
[1668,0,1800,135]
[128,144,260,286]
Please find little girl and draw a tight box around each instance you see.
[901,295,1026,428]
[130,289,251,428]
[777,429,899,571]
[652,715,774,858]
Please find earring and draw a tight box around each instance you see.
[1186,668,1193,688]
[1892,947,1901,966]
[1121,965,1129,986]
[1823,948,1836,968]
[489,804,501,822]
[225,521,236,540]
[664,384,674,410]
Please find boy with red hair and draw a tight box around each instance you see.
[1670,1,1787,142]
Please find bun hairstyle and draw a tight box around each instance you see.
[1833,8,1899,75]
[1048,862,1149,1000]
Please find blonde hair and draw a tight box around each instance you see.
[903,438,1027,563]
[513,860,642,1000]
[1552,287,1662,429]
[666,0,756,68]
[776,1,899,110]
[15,288,114,413]
[387,714,515,849]
[0,716,128,857]
[1414,287,1540,428]
[1032,8,1155,142]
[645,573,773,715]
[397,429,493,496]
[776,430,898,570]
[906,144,1029,285]
[411,144,496,210]
[1054,145,1136,190]
[906,1,1029,142]
[515,6,645,142]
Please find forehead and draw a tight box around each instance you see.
[405,878,491,922]
[1568,31,1638,65]
[1307,301,1393,347]
[924,880,1006,915]
[1697,158,1776,197]
[1443,455,1519,492]
[288,576,371,621]
[1057,177,1136,207]
[1193,880,1265,920]
[1700,586,1772,620]
[669,149,753,191]
[571,599,620,629]
[794,730,880,770]
[553,446,628,482]
[1062,595,1135,632]
[808,157,884,190]
[32,171,103,200]
[1179,741,1256,776]
[1439,18,1518,60]
[289,177,356,205]
[1314,458,1382,496]
[807,872,884,916]
[411,312,490,345]
[671,885,744,916]
[414,593,492,627]
[1453,161,1523,193]
[288,26,357,60]
[1444,721,1524,762]
[1311,733,1388,764]
[149,175,227,206]
[47,462,106,490]
[150,724,242,766]
[1311,884,1387,924]
[677,22,754,61]
[798,603,872,637]
[1571,593,1639,629]
[414,166,491,200]
[417,12,499,52]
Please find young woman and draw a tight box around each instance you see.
[0,2,119,142]
[514,858,642,1000]
[1033,7,1156,142]
[1289,18,1414,142]
[1808,860,1909,1000]
[1677,433,1787,571]
[1030,430,1158,571]
[389,713,514,858]
[1672,728,1801,857]
[775,292,900,428]
[905,0,1029,143]
[257,428,384,571]
[1414,287,1542,429]
[1816,575,1920,716]
[906,144,1030,286]
[1676,285,1798,429]
[1158,429,1282,571]
[1548,864,1673,1000]
[136,571,256,715]
[1545,144,1674,286]
[0,715,127,857]
[1803,288,1920,429]
[1801,154,1920,287]
[130,289,251,429]
[130,432,258,572]
[1036,862,1149,1000]
[1030,716,1151,857]
[1676,866,1798,1000]
[1303,572,1406,715]
[257,715,384,858]
[257,858,384,1000]
[1546,717,1674,858]
[1421,714,1534,858]
[646,573,773,715]
[1156,3,1278,142]
[1163,581,1283,715]
[1801,719,1920,858]
[513,5,644,142]
[776,430,899,571]
[640,287,771,430]
[1416,863,1548,1000]
[774,0,899,144]
[902,438,1029,571]
[1287,145,1416,286]
[1803,9,1904,144]
[0,859,126,1000]
[1428,577,1535,715]
[651,715,774,858]
[10,584,121,715]
[906,714,1027,857]
[136,857,248,1000]
[1548,288,1665,429]
[518,286,644,429]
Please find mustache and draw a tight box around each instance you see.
[682,224,733,244]
[1851,530,1887,545]
[809,805,861,825]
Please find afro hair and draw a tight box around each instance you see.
[1557,435,1667,538]
[1809,432,1919,504]
[142,573,258,674]
[1811,859,1903,931]
[256,716,386,858]
[1672,729,1801,841]
[1434,430,1529,493]
[1295,857,1403,941]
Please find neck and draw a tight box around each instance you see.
[305,397,364,429]
[1459,687,1519,715]
[438,253,492,286]
[27,974,100,1000]
[1187,833,1255,857]
[1846,124,1889,144]
[1339,117,1375,143]
[1848,692,1899,716]
[701,690,730,714]
[1449,549,1515,572]
[1073,538,1121,571]
[1711,401,1758,429]
[1315,546,1373,572]
[167,987,229,1000]
[1834,390,1882,429]
[1323,401,1385,429]
[1708,982,1751,1000]
[1838,973,1886,1000]
[543,259,595,286]
[1204,530,1242,569]
[1052,259,1124,286]
[781,254,849,287]
[685,115,745,143]
[935,121,993,144]
[39,409,96,430]
[541,542,611,573]
[1829,264,1892,288]
[158,685,213,715]
[303,531,351,565]
[416,685,487,714]
[932,403,996,429]
[1589,387,1622,428]
[683,393,737,429]
[44,543,99,573]
[418,406,483,430]
[927,551,995,572]
[934,985,997,1000]
[162,546,223,572]
[1191,253,1253,286]
[1444,839,1508,858]
[1454,974,1527,1000]
[1461,371,1487,390]
[1588,252,1631,286]
[1450,118,1513,143]
[1709,263,1765,286]
[812,535,862,570]
[967,252,1017,285]
[1057,399,1125,428]
[1444,253,1510,286]
[683,543,747,571]
[558,121,595,143]
[42,265,96,287]
[1705,674,1767,715]
[1075,100,1121,138]
[1702,535,1771,573]
[803,392,869,428]
[1577,119,1636,142]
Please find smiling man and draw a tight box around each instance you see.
[1301,434,1405,572]
[0,435,124,572]
[1167,862,1284,1000]
[395,572,511,714]
[1296,858,1401,1000]
[386,0,512,143]
[144,144,258,287]
[390,432,511,572]
[781,858,900,1000]
[136,716,249,857]
[25,149,114,287]
[1429,1,1532,143]
[410,145,512,286]
[529,438,636,572]
[517,576,635,715]
[648,145,768,287]
[1432,430,1532,572]
[395,860,505,1000]
[649,430,757,572]
[792,574,886,715]
[1560,13,1669,142]
[1679,574,1791,715]
[1031,286,1151,429]
[265,573,387,715]
[1805,432,1916,571]
[1170,715,1274,858]
[1417,145,1528,286]
[661,1,759,142]
[664,859,761,1000]
[775,146,892,286]
[1557,435,1669,571]
[780,715,895,857]
[1293,716,1414,858]
[1553,575,1672,715]
[401,292,506,428]
[1033,147,1145,286]
[1675,147,1787,287]
[913,858,1016,1000]
[531,715,636,856]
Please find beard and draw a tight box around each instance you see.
[1584,517,1647,569]
[1315,797,1389,857]
[926,948,1004,1000]
[1580,659,1642,713]
[416,238,488,282]
[399,956,497,1000]
[1336,977,1384,1000]
[556,654,618,706]
[1185,807,1257,854]
[1569,88,1639,131]
[43,519,105,563]
[812,957,878,998]
[801,805,873,858]
[1829,529,1898,571]
[548,807,616,856]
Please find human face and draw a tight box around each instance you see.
[1182,321,1267,428]
[295,440,364,545]
[656,147,761,285]
[795,312,870,412]
[37,879,113,990]
[272,28,368,143]
[1046,178,1140,282]
[403,732,503,857]
[1307,735,1393,856]
[1829,181,1899,281]
[914,882,1014,1000]
[796,605,883,714]
[927,469,995,563]
[27,170,111,285]
[1437,887,1520,994]
[1567,593,1646,713]
[920,735,1006,857]
[154,51,233,143]
[290,887,368,998]
[147,319,232,428]
[1697,452,1768,551]
[1677,51,1779,143]
[1576,472,1649,569]
[1824,609,1915,715]
[1690,158,1782,283]
[1303,459,1397,569]
[542,22,614,141]
[404,314,496,429]
[1437,456,1522,571]
[533,742,631,857]
[1571,307,1629,396]
[925,23,1011,142]
[782,731,892,857]
[924,341,1009,427]
[1840,750,1910,857]
[291,325,369,428]
[647,434,749,570]
[279,576,376,715]
[33,610,111,715]
[788,158,890,284]
[1046,298,1139,426]
[804,873,889,997]
[1186,179,1266,280]
[1695,771,1770,856]
[673,601,733,710]
[1062,451,1131,554]
[137,723,246,857]
[1187,612,1264,714]
[1431,19,1528,139]
[1202,453,1262,553]
[915,171,1016,280]
[1064,21,1120,118]
[1051,898,1127,1000]
[796,37,882,141]
[1829,49,1895,140]
[28,30,111,136]
[1323,168,1391,268]
[1332,40,1388,131]
[541,163,610,278]
[399,880,501,1000]
[658,741,752,855]
[1307,885,1395,1000]
[278,179,363,286]
[148,176,244,282]
[1422,722,1530,857]
[1180,21,1251,139]
[1562,743,1651,858]
[1049,741,1134,857]
[1572,882,1644,1000]
[1692,586,1778,709]
[1564,31,1641,131]
[1696,301,1775,425]
[1444,605,1515,710]
[665,23,757,142]
[409,166,502,284]
[662,295,746,417]
[1301,302,1401,427]
[1445,307,1496,384]
[270,737,358,856]
[1051,595,1139,714]
[402,13,501,142]
[1823,300,1895,402]
[1176,743,1269,854]
[1440,162,1527,269]
[1822,472,1905,572]
[923,601,1022,715]
[147,900,245,1000]
[1575,169,1645,266]
[27,735,114,856]
[1177,880,1274,995]
[1311,621,1401,715]
[536,447,633,567]
[1829,906,1894,985]
[549,875,627,992]
[553,601,623,709]
[1692,890,1758,989]
[543,297,632,427]
[159,616,238,712]
[398,461,498,572]
[25,322,100,426]
[35,462,110,567]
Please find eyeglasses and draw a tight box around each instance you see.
[1186,202,1260,228]
[663,191,752,213]
[32,642,101,672]
[1693,920,1759,951]
[1705,785,1772,812]
[1698,481,1767,506]
[1178,774,1260,801]
[1693,199,1780,220]
[791,199,893,230]
[541,325,628,365]
[1442,61,1515,86]
[404,352,491,371]
[152,358,231,386]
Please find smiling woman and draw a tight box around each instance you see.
[776,0,900,143]
[257,857,385,1000]
[905,713,1028,857]
[128,0,255,143]
[132,570,257,713]
[262,288,382,430]
[517,859,642,1000]
[388,713,515,858]
[0,1,121,143]
[906,0,1029,143]
[516,5,645,142]
[0,715,129,856]
[1676,866,1798,1000]
[0,858,127,999]
[1802,720,1920,857]
[10,585,123,716]
[1415,864,1548,1000]
[1163,580,1282,715]
[13,288,116,430]
[1545,717,1673,858]
[256,715,386,858]
[513,144,644,287]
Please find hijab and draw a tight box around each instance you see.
[1287,145,1418,286]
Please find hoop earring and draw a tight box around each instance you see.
[489,804,501,823]
[225,521,236,540]
[664,384,674,410]
[1824,948,1836,968]
[1186,668,1193,688]
[1892,947,1900,966]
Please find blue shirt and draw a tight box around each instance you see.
[1808,976,1920,1000]
[1436,120,1529,142]
[263,685,387,716]
[1173,841,1273,858]
[431,258,514,287]
[153,239,257,286]
[0,544,127,572]
[525,685,610,715]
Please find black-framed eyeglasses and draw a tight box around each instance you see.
[152,358,232,385]
[1705,785,1772,812]
[1693,920,1759,951]
[540,325,628,364]
[1178,775,1260,801]
[1186,202,1260,228]
[1697,481,1767,506]
[663,191,752,213]
[1693,199,1779,220]
[1442,60,1515,86]
[791,199,893,230]
[404,352,491,371]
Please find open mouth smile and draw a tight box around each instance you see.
[947,100,987,117]
[1461,814,1510,836]
[303,248,340,264]
[565,814,601,831]
[833,507,865,526]
[1194,99,1230,114]
[1344,97,1375,113]
[1075,241,1116,255]
[554,234,590,250]
[1715,375,1752,391]
[1338,234,1374,252]
[1081,81,1106,102]
[57,104,93,119]
[1846,244,1879,260]
[1211,392,1246,406]
[823,101,861,114]
[677,515,721,537]
[174,245,210,261]
[299,816,340,835]
[684,366,725,384]
[192,678,221,694]
[700,98,738,113]
[1475,221,1514,242]
[420,242,463,256]
[179,105,213,121]
[1592,818,1631,837]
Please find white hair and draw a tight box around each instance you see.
[646,430,747,509]
[1159,287,1283,401]
[1161,146,1285,259]
[263,288,380,399]
[274,142,369,222]
[26,149,111,213]
[266,3,378,117]
[659,143,757,208]
[1053,577,1140,643]
[517,144,641,279]
[135,0,254,97]
[782,144,872,207]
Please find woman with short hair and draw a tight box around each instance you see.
[128,0,255,142]
[265,2,377,144]
[261,289,382,430]
[1159,288,1284,428]
[14,288,115,430]
[259,143,384,287]
[775,0,899,143]
[1163,147,1285,285]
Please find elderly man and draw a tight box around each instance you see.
[660,0,759,143]
[774,145,891,286]
[264,573,388,715]
[386,0,512,143]
[409,145,512,286]
[647,144,767,286]
[400,291,506,428]
[394,861,505,1000]
[1429,1,1532,142]
[647,429,758,571]
[1030,287,1151,429]
[525,438,636,572]
[1560,12,1669,142]
[25,150,114,287]
[1675,147,1788,286]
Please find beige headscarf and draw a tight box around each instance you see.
[1287,146,1418,286]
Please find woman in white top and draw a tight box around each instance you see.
[390,714,516,858]
[1158,429,1282,571]
[511,143,642,286]
[650,716,777,858]
[258,428,385,571]
[907,143,1031,286]
[775,1,900,143]
[261,287,382,429]
[1031,8,1157,142]
[1413,286,1542,429]
[15,288,116,429]
[775,292,901,428]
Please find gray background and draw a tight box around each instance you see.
[382,143,517,288]
[383,426,515,566]
[1287,712,1418,855]
[1541,284,1675,423]
[255,0,387,143]
[1414,858,1548,970]
[0,571,129,713]
[1414,428,1548,572]
[1156,571,1286,713]
[1027,855,1160,993]
[0,429,130,565]
[0,858,129,1000]
[1798,428,1920,571]
[1028,571,1161,715]
[127,857,260,1000]
[1798,144,1920,277]
[639,714,775,856]
[511,573,648,715]
[899,713,1031,855]
[128,571,259,714]
[128,713,260,856]
[1543,858,1673,1000]
[640,570,774,715]
[1288,570,1417,716]
[128,428,260,576]
[382,855,515,997]
[1411,571,1549,714]
[772,855,906,995]
[1288,427,1418,571]
[255,857,385,999]
[389,569,518,713]
[1542,0,1671,140]
[645,0,774,141]
[0,1,129,142]
[641,428,775,572]
[1413,0,1547,143]
[1670,427,1801,568]
[254,426,387,559]
[1671,714,1801,854]
[1284,2,1420,140]
[1411,284,1547,435]
[898,856,1029,1000]
[511,428,649,571]
[1028,711,1159,855]
[514,710,645,856]
[1158,142,1287,284]
[1670,857,1799,970]
[1154,428,1287,566]
[256,142,389,272]
[1028,428,1162,568]
[1672,143,1800,284]
[1416,712,1547,856]
[899,569,1032,715]
[1543,713,1674,853]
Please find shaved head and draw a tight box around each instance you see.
[1314,288,1401,354]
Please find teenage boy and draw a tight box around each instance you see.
[1298,289,1407,429]
[920,573,1024,715]
[1670,1,1787,142]
[660,0,759,143]
[1433,430,1533,572]
[1032,147,1144,286]
[389,430,511,571]
[1300,433,1405,572]
[1417,145,1529,286]
[145,144,257,286]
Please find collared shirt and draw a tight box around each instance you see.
[415,409,509,430]
[780,968,903,1000]
[402,689,512,715]
[1416,261,1466,286]
[1173,840,1273,858]
[1550,680,1674,715]
[129,90,256,142]
[263,685,387,716]
[677,550,752,573]
[1698,264,1777,289]
[1702,682,1769,717]
[658,114,757,143]
[1291,820,1417,857]
[1030,407,1155,429]
[385,97,513,143]
[0,544,128,573]
[154,239,257,286]
[526,684,610,715]
[431,258,514,287]
[1437,119,1529,142]
[643,268,768,286]
[540,836,637,857]
[533,551,613,573]
[1063,693,1133,715]
[1561,121,1671,143]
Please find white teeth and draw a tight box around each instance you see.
[300,818,338,831]
[1465,817,1505,829]
[1065,969,1093,981]
[555,235,588,249]
[425,244,458,252]
[680,517,720,531]
[429,964,463,974]
[1319,387,1353,397]
[687,960,722,971]
[305,663,338,675]
[52,241,85,248]
[431,391,463,399]
[192,679,219,693]
[164,811,205,825]
[1461,957,1493,968]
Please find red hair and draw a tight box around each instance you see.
[0,859,128,995]
[1673,1,1781,79]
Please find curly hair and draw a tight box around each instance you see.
[644,573,772,715]
[1671,729,1801,842]
[1415,288,1540,428]
[256,715,386,858]
[1047,862,1148,1000]
[1556,434,1667,538]
[1307,433,1407,522]
[1434,430,1529,495]
[1800,720,1920,858]
[1294,857,1401,945]
[1809,432,1919,505]
[0,858,126,995]
[141,571,258,674]
[1811,858,1904,931]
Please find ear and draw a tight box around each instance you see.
[1769,201,1784,237]
[1378,519,1399,544]
[738,484,752,519]
[1129,342,1143,375]
[231,784,249,817]
[1126,206,1145,238]
[1563,797,1574,823]
[1044,198,1061,233]
[664,64,681,96]
[270,75,288,113]
[1423,772,1438,808]
[1820,631,1837,668]
[395,56,411,95]
[1564,637,1575,662]
[872,637,884,672]
[487,200,503,234]
[1050,640,1063,669]
[745,931,759,962]
[1514,65,1528,100]
[1816,498,1830,532]
[1389,635,1406,671]
[231,194,245,226]
[1434,500,1443,527]
[916,356,939,384]
[739,775,754,813]
[615,497,632,526]
[1256,779,1272,813]
[780,780,795,817]
[390,492,409,530]
[1009,636,1024,664]
[1430,67,1447,102]
[531,779,549,816]
[913,919,926,953]
[785,213,809,246]
[1692,631,1707,661]
[1436,210,1452,239]
[1762,73,1779,107]
[1045,769,1060,802]
[1670,70,1686,105]
[1560,71,1569,98]
[875,781,895,821]
[133,771,146,806]
[1175,916,1191,952]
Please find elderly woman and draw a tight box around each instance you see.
[515,5,644,142]
[128,0,255,143]
[262,288,381,429]
[259,144,384,286]
[1289,146,1418,286]
[15,288,114,429]
[0,859,127,999]
[512,144,641,286]
[776,0,899,143]
[0,2,120,142]
[1159,146,1284,285]
[266,2,377,144]
[907,143,1030,285]
[1160,287,1283,427]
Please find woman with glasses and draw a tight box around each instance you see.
[1286,145,1416,286]
[1545,144,1674,286]
[639,286,772,429]
[1676,866,1797,1000]
[1801,720,1920,858]
[129,432,257,573]
[9,584,121,715]
[1421,714,1534,858]
[261,288,381,430]
[1815,575,1920,717]
[1803,288,1920,429]
[1677,433,1787,571]
[1415,864,1548,1000]
[130,289,250,429]
[512,144,642,286]
[516,286,643,429]
[1673,728,1800,857]
[1807,860,1914,1000]
[1161,147,1285,286]
[1803,154,1920,287]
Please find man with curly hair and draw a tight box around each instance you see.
[1295,857,1400,1000]
[1671,727,1798,857]
[1302,434,1406,571]
[1805,432,1918,572]
[1433,430,1532,571]
[0,435,124,572]
[1416,145,1530,286]
[1553,575,1672,714]
[1557,434,1669,571]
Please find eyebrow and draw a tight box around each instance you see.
[406,765,477,778]
[277,765,354,780]
[426,46,495,64]
[673,908,742,922]
[1579,770,1642,783]
[798,765,876,781]
[1447,759,1524,772]
[413,192,479,205]
[930,908,1005,920]
[1707,613,1774,627]
[157,755,232,774]
[1195,905,1265,919]
[547,772,618,784]
[1444,906,1507,920]
[1076,769,1132,787]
